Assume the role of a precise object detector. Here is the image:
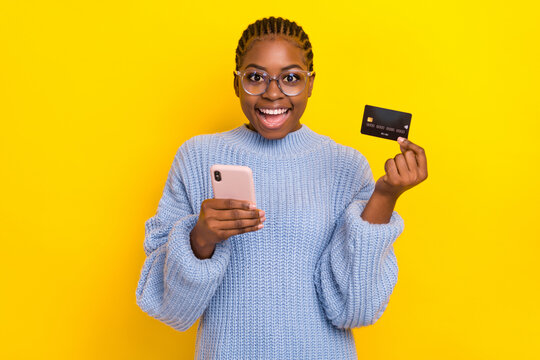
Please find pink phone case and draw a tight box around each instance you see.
[210,164,256,205]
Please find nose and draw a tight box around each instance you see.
[262,78,284,100]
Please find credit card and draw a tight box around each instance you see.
[361,105,412,141]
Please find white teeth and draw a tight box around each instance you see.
[258,108,288,115]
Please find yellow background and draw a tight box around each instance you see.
[1,0,538,359]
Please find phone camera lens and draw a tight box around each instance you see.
[214,171,221,182]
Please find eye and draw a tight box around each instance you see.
[282,72,301,83]
[246,71,266,83]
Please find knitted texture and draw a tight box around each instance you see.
[135,123,405,359]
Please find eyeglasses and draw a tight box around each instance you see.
[234,69,314,96]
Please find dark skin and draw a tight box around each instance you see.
[189,199,265,259]
[190,36,428,259]
[234,37,315,139]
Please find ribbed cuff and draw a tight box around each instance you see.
[166,214,232,284]
[346,200,405,250]
[314,199,404,328]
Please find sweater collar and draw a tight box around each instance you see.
[220,123,327,158]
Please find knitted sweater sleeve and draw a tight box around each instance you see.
[313,150,405,329]
[135,142,232,332]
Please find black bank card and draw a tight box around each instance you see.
[361,105,412,141]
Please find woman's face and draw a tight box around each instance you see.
[234,37,315,140]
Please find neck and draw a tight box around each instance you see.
[244,122,302,138]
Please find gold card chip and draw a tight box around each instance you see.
[367,116,373,122]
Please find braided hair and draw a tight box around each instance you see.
[235,17,314,72]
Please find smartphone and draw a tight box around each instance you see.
[210,164,256,206]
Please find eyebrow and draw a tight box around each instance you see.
[244,63,304,71]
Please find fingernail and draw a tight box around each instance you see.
[257,223,264,229]
[249,203,256,209]
[397,137,405,143]
[259,210,265,217]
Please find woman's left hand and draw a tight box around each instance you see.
[374,137,428,200]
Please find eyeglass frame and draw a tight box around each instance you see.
[234,69,315,96]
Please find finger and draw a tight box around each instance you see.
[385,158,400,181]
[398,139,408,155]
[394,153,409,176]
[219,223,264,238]
[398,138,427,176]
[403,150,419,180]
[210,198,256,210]
[215,208,264,221]
[216,217,264,230]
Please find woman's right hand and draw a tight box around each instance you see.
[189,198,266,259]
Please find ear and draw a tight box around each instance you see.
[307,72,315,98]
[233,71,239,98]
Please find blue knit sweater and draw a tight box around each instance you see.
[135,123,404,359]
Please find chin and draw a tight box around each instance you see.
[256,123,292,139]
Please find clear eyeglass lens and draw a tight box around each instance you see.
[242,70,307,96]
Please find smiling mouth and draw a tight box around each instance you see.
[256,108,291,129]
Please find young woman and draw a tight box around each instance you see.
[136,16,427,359]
